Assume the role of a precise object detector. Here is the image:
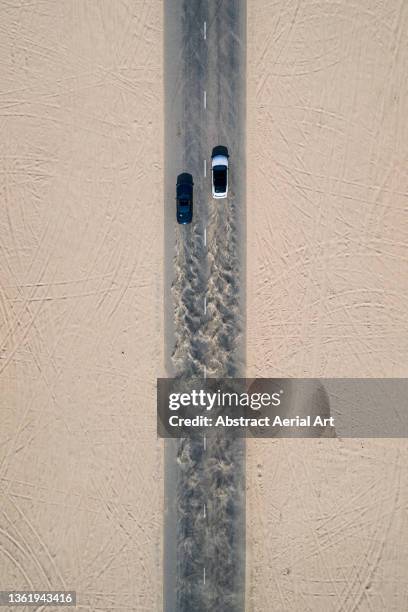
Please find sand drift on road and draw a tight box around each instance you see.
[170,195,245,610]
[164,1,246,609]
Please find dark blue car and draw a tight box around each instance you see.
[176,173,193,224]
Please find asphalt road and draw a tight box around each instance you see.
[164,1,246,610]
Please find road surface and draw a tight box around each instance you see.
[164,1,246,610]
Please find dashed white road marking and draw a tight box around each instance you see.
[199,23,210,589]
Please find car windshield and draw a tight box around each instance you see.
[213,166,227,191]
[179,201,190,210]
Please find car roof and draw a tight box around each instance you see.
[211,145,229,158]
[177,172,194,185]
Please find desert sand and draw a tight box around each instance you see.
[0,2,163,610]
[246,1,408,610]
[2,1,408,611]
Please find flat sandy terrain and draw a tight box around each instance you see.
[2,1,408,611]
[246,1,408,610]
[0,2,163,610]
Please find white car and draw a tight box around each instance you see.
[211,146,229,199]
